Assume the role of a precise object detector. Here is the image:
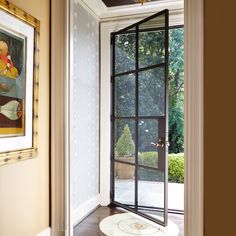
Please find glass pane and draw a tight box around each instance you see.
[114,119,135,164]
[138,167,164,222]
[115,30,136,74]
[139,67,165,116]
[138,13,165,69]
[115,162,135,205]
[139,30,165,68]
[115,73,135,117]
[138,119,158,168]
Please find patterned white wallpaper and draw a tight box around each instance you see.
[71,1,100,210]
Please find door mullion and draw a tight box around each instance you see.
[134,24,139,210]
[164,9,169,226]
[110,33,115,202]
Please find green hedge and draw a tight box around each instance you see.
[138,152,157,166]
[168,153,184,183]
[138,152,184,183]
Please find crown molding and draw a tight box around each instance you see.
[101,0,183,20]
[75,0,107,18]
[100,8,183,26]
[77,0,183,21]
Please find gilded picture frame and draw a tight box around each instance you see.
[0,0,40,166]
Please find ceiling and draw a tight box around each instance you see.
[101,0,159,7]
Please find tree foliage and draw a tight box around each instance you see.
[168,28,184,153]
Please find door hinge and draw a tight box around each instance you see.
[110,115,115,122]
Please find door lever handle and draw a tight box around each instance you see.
[156,138,169,148]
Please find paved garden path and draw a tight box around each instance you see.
[115,180,184,211]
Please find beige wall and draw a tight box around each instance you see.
[204,0,236,235]
[0,0,50,236]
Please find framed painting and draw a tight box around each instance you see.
[0,0,40,166]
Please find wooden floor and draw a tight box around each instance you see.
[74,206,184,236]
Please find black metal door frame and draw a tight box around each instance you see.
[110,9,169,226]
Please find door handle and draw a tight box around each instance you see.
[156,138,169,148]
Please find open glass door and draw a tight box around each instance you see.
[110,10,169,226]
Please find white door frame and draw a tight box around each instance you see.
[51,0,70,235]
[184,0,204,235]
[50,0,204,235]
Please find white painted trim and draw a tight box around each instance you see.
[77,0,183,21]
[65,0,71,236]
[36,228,51,236]
[184,0,204,235]
[101,0,183,20]
[72,195,100,226]
[99,23,112,206]
[78,0,107,18]
[74,0,101,21]
[100,8,183,26]
[51,0,70,236]
[69,1,75,235]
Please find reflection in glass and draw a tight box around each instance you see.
[139,30,165,68]
[115,74,135,117]
[138,167,164,221]
[139,67,165,116]
[114,162,135,205]
[115,32,136,74]
[114,119,135,164]
[138,119,158,168]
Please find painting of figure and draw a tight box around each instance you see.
[0,27,25,137]
[0,40,19,79]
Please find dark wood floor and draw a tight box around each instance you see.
[74,207,184,236]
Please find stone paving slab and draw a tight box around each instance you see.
[115,180,184,211]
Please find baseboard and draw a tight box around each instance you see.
[73,195,100,226]
[36,227,51,236]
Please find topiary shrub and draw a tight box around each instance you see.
[115,124,135,157]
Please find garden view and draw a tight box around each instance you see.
[114,27,184,184]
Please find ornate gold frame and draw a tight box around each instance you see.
[0,0,40,166]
